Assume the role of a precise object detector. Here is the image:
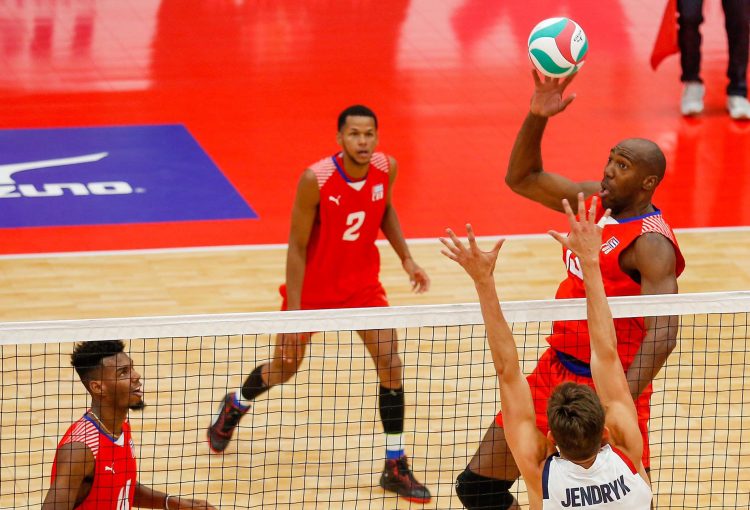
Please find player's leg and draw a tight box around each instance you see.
[358,328,431,504]
[455,422,520,510]
[677,0,704,82]
[677,0,706,114]
[456,347,560,509]
[722,0,749,97]
[207,331,311,453]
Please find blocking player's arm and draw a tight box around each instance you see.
[380,156,429,293]
[550,194,644,465]
[582,254,644,467]
[133,483,217,509]
[440,227,548,480]
[570,207,643,465]
[284,169,321,310]
[42,442,95,510]
[624,233,679,398]
[505,71,600,212]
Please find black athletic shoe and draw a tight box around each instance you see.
[207,392,250,454]
[379,455,432,504]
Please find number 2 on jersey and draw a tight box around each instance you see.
[343,211,366,241]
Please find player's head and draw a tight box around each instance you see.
[600,138,666,214]
[547,382,606,461]
[337,104,378,131]
[337,105,378,166]
[71,340,144,411]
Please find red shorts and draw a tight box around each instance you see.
[279,283,389,311]
[495,347,653,468]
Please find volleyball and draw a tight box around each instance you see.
[528,17,588,78]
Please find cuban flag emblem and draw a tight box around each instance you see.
[601,236,620,254]
[372,183,384,201]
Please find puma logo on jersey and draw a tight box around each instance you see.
[329,195,341,206]
[105,464,116,474]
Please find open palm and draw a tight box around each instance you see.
[530,70,577,117]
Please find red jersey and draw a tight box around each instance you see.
[300,152,391,308]
[50,414,137,510]
[549,199,685,367]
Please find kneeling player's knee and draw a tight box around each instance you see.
[455,468,515,510]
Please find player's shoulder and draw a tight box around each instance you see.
[370,152,391,174]
[640,211,678,243]
[307,155,338,188]
[633,229,677,258]
[64,417,101,456]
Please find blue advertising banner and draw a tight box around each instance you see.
[0,125,257,227]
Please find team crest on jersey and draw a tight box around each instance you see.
[372,183,384,201]
[601,236,620,254]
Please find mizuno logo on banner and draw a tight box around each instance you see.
[0,152,137,198]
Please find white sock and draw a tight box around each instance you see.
[385,433,405,460]
[236,388,252,408]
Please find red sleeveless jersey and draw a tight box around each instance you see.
[50,414,137,510]
[300,152,390,308]
[549,199,685,367]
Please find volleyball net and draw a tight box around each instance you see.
[1,291,748,509]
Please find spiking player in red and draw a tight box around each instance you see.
[207,105,432,503]
[44,340,215,510]
[453,72,685,510]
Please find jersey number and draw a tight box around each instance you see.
[343,211,366,241]
[564,248,583,280]
[116,479,132,510]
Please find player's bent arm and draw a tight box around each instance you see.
[580,259,643,465]
[380,157,411,262]
[475,278,548,477]
[382,157,429,292]
[42,442,95,510]
[134,483,217,509]
[284,169,320,310]
[505,113,600,212]
[623,234,679,398]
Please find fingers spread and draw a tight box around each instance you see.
[577,191,586,220]
[588,194,598,223]
[532,69,542,85]
[440,248,458,261]
[466,224,478,249]
[548,229,567,246]
[445,228,465,251]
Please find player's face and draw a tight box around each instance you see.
[99,353,145,411]
[337,115,378,166]
[599,145,645,214]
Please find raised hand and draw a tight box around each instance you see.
[440,224,505,283]
[530,70,577,117]
[548,193,610,265]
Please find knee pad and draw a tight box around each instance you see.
[455,468,515,510]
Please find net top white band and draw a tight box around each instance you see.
[1,291,748,345]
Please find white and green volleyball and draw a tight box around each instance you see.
[528,17,588,78]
